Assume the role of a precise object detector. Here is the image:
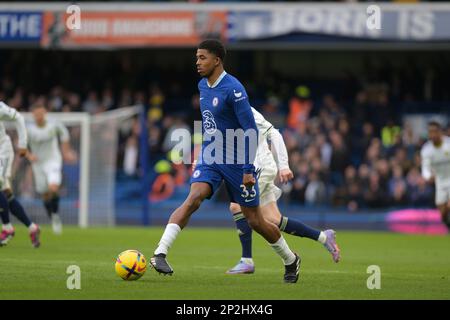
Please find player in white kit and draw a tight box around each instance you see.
[0,101,41,247]
[192,107,341,273]
[225,108,340,274]
[26,105,76,235]
[420,121,450,231]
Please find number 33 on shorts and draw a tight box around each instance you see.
[240,184,257,202]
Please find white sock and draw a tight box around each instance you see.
[2,223,13,231]
[318,231,327,244]
[154,223,181,256]
[241,257,254,265]
[270,236,296,265]
[28,223,37,232]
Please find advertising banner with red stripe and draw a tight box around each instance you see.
[41,10,227,48]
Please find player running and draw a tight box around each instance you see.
[0,101,40,247]
[421,121,450,231]
[26,104,76,235]
[151,39,301,283]
[225,107,340,274]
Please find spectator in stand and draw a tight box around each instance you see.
[341,165,363,212]
[119,88,133,108]
[48,86,64,112]
[316,134,332,169]
[338,117,352,151]
[285,122,313,153]
[305,171,327,206]
[290,156,309,204]
[0,49,447,212]
[364,171,388,208]
[67,92,82,112]
[83,90,101,114]
[321,94,345,121]
[375,159,390,190]
[261,95,284,129]
[408,170,434,207]
[329,130,350,186]
[388,165,408,207]
[354,122,375,165]
[102,88,115,111]
[286,85,312,131]
[188,93,202,130]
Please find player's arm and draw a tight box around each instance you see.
[251,107,293,183]
[58,122,77,163]
[230,86,258,187]
[267,128,293,183]
[0,101,28,157]
[420,146,434,183]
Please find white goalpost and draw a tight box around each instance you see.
[10,106,142,228]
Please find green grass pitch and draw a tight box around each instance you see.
[0,226,449,300]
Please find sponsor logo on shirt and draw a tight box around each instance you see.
[202,110,217,135]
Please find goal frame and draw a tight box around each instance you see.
[20,106,142,227]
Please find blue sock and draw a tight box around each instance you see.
[0,192,10,224]
[7,194,32,227]
[233,212,252,259]
[279,215,320,241]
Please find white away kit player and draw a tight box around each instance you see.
[0,101,40,247]
[26,105,76,235]
[421,120,450,231]
[225,107,340,274]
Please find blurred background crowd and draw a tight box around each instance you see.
[1,47,449,211]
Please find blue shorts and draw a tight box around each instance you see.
[190,163,260,207]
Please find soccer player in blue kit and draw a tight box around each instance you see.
[150,40,301,283]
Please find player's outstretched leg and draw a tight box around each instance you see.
[263,201,341,262]
[228,200,341,267]
[150,182,212,275]
[241,205,300,283]
[4,190,40,248]
[277,214,341,263]
[0,191,14,246]
[226,203,254,274]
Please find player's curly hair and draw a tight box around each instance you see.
[198,39,226,63]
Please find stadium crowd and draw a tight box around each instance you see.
[145,84,449,211]
[1,50,449,211]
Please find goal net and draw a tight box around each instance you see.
[8,106,142,228]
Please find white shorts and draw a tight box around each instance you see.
[258,166,282,207]
[0,138,14,190]
[32,161,62,194]
[435,183,450,206]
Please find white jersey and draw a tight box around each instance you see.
[27,119,70,164]
[252,108,289,172]
[421,136,450,188]
[0,101,27,149]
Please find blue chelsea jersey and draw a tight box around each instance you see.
[197,71,258,173]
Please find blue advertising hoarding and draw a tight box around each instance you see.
[0,12,42,42]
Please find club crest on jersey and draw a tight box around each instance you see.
[202,110,217,134]
[212,97,219,107]
[233,90,242,98]
[193,170,201,178]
